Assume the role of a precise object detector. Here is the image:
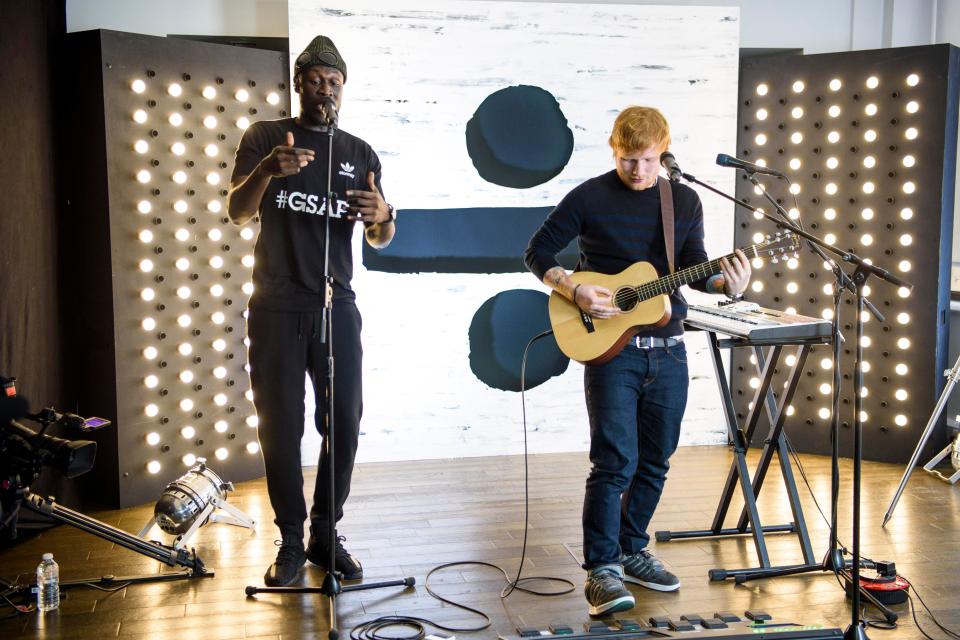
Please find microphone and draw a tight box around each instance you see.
[659,151,683,182]
[715,153,785,178]
[319,97,338,127]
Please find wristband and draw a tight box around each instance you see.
[572,283,582,304]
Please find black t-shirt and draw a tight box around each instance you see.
[232,118,383,311]
[524,170,710,338]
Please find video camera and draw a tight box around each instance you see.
[1,376,109,537]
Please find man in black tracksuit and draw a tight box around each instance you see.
[228,36,397,586]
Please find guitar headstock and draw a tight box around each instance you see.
[751,231,801,262]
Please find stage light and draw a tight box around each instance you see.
[181,425,195,438]
[144,375,159,389]
[903,155,916,167]
[214,420,228,433]
[137,200,152,214]
[900,234,913,246]
[207,200,222,213]
[900,207,914,220]
[176,286,190,299]
[172,170,186,184]
[240,228,254,240]
[177,314,191,328]
[246,442,260,454]
[174,228,190,242]
[863,155,876,168]
[822,283,834,295]
[134,140,149,154]
[861,234,873,246]
[864,129,877,142]
[143,346,158,360]
[142,317,156,331]
[824,233,837,244]
[146,432,161,445]
[175,258,190,271]
[903,181,916,194]
[145,404,159,417]
[786,282,799,294]
[756,108,768,120]
[895,414,908,426]
[860,411,869,422]
[906,73,920,86]
[789,158,801,170]
[147,461,162,474]
[244,389,253,401]
[206,172,220,185]
[266,92,280,105]
[825,183,837,195]
[203,115,217,128]
[210,284,224,297]
[825,157,838,169]
[212,338,226,352]
[236,117,251,129]
[896,363,909,375]
[790,132,803,144]
[208,229,223,242]
[131,79,146,93]
[204,144,218,157]
[898,286,911,298]
[179,398,194,412]
[821,358,832,370]
[898,260,911,272]
[178,342,193,356]
[136,170,151,183]
[819,408,831,419]
[822,309,834,320]
[906,100,919,113]
[241,282,254,295]
[179,370,194,383]
[751,258,763,269]
[787,257,799,269]
[898,338,911,350]
[202,86,216,99]
[173,200,188,214]
[786,406,796,416]
[866,76,879,88]
[214,393,227,407]
[862,336,872,348]
[209,255,224,268]
[790,183,802,194]
[792,80,805,93]
[791,107,804,119]
[824,208,837,220]
[895,389,908,401]
[168,113,183,127]
[141,288,155,301]
[167,83,182,97]
[819,383,831,394]
[751,281,764,292]
[905,127,918,139]
[246,415,259,428]
[861,208,874,220]
[133,109,148,123]
[211,311,225,325]
[755,133,767,145]
[139,259,153,273]
[215,448,228,461]
[828,105,841,117]
[829,78,842,90]
[213,366,227,379]
[827,131,840,143]
[182,453,197,466]
[235,88,249,102]
[749,377,760,389]
[756,83,769,95]
[864,103,878,116]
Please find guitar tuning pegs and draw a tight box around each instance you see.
[771,256,779,264]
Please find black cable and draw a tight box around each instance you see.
[902,577,960,640]
[350,329,574,640]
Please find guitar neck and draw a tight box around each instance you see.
[638,245,760,300]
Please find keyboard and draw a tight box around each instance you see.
[684,302,832,344]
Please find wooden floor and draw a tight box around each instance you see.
[1,446,958,639]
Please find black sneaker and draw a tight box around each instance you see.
[621,549,680,592]
[584,565,635,616]
[264,534,306,586]
[306,532,363,580]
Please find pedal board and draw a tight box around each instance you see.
[501,611,842,639]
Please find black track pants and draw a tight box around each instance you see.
[247,301,363,538]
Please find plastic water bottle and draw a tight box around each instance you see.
[36,553,59,612]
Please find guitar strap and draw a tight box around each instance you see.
[658,177,675,274]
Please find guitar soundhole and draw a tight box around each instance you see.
[614,287,639,312]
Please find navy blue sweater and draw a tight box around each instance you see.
[524,171,711,338]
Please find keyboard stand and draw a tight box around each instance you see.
[656,329,830,581]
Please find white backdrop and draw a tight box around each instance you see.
[286,0,741,464]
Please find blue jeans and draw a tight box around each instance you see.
[582,341,688,568]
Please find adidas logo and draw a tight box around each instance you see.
[338,162,355,179]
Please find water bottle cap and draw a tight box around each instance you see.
[42,553,53,561]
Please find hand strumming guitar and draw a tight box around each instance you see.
[574,283,622,319]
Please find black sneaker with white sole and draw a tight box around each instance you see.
[621,549,680,592]
[584,565,636,616]
[306,531,363,580]
[264,534,306,586]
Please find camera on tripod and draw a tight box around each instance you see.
[0,375,109,539]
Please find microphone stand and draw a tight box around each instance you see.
[244,105,414,640]
[679,169,913,639]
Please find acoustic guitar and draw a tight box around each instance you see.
[548,231,801,364]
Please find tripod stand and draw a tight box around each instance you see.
[243,107,413,640]
[1,492,211,601]
[680,167,913,638]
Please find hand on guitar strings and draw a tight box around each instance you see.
[718,249,752,296]
[574,283,621,319]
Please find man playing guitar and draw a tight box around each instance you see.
[524,106,750,615]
